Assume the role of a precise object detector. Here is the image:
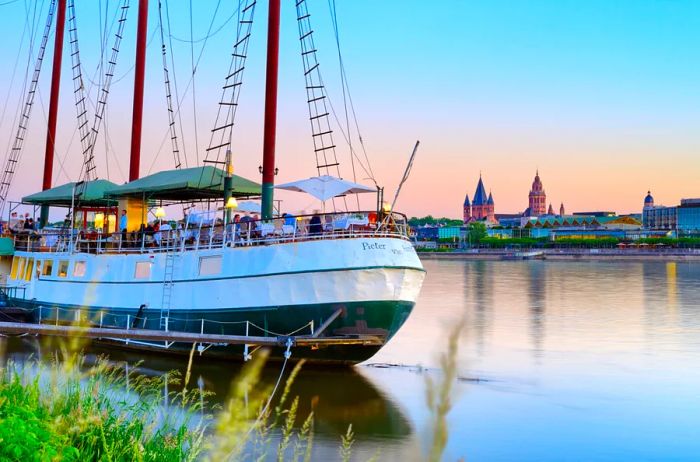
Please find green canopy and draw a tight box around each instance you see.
[22,179,118,207]
[105,166,261,201]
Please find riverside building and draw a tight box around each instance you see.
[642,191,700,235]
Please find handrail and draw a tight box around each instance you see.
[9,210,411,255]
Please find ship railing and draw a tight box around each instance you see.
[12,211,411,255]
[33,305,315,336]
[0,285,27,301]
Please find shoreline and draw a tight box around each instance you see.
[418,249,700,262]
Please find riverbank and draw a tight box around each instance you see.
[418,248,700,261]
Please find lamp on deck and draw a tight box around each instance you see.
[94,212,105,231]
[155,207,166,228]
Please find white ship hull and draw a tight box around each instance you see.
[6,236,425,364]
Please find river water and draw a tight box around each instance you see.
[5,259,700,461]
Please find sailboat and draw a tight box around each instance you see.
[0,0,424,364]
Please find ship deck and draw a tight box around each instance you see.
[9,210,411,255]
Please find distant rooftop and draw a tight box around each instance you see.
[680,198,700,206]
[573,211,616,217]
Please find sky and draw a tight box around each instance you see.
[0,0,698,218]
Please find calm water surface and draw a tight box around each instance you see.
[6,259,700,461]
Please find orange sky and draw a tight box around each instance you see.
[0,1,697,219]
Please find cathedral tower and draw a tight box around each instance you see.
[463,194,471,223]
[528,170,547,216]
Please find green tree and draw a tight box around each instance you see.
[467,222,487,244]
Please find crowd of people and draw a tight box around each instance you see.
[4,207,388,253]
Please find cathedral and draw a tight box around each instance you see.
[523,170,565,218]
[462,171,566,225]
[463,175,496,224]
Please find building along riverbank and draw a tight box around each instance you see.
[418,248,700,261]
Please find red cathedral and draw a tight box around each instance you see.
[464,171,566,225]
[463,175,496,224]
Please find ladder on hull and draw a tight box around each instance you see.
[160,253,178,329]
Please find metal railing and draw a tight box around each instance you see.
[10,210,410,255]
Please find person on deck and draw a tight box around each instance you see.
[239,213,252,239]
[119,210,128,245]
[309,213,322,236]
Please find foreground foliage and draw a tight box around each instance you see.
[0,334,464,461]
[0,356,205,461]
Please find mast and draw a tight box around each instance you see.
[40,0,67,228]
[129,0,149,181]
[261,0,281,220]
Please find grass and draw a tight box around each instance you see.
[0,327,465,461]
[0,355,205,461]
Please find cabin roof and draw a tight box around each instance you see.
[22,179,119,207]
[105,166,261,201]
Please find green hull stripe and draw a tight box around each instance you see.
[34,264,425,285]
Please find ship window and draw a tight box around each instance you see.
[23,258,34,281]
[134,261,152,279]
[199,256,222,276]
[73,261,87,277]
[10,257,20,279]
[58,261,69,278]
[41,260,53,277]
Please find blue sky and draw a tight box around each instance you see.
[0,0,697,216]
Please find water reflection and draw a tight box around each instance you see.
[526,263,546,360]
[465,260,494,355]
[5,259,700,461]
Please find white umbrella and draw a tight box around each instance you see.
[236,201,261,213]
[275,175,375,201]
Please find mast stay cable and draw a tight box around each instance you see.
[0,0,56,216]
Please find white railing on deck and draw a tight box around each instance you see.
[10,211,410,255]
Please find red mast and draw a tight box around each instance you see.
[129,0,149,181]
[260,0,281,220]
[40,0,67,226]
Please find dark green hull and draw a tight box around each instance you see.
[14,299,415,365]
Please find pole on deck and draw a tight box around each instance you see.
[129,0,149,181]
[41,0,68,228]
[260,0,281,220]
[224,150,233,224]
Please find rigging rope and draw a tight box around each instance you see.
[149,0,232,176]
[0,0,45,182]
[79,0,130,184]
[326,0,376,186]
[327,0,355,190]
[295,0,347,212]
[0,0,56,216]
[164,0,188,168]
[67,0,96,182]
[189,0,200,165]
[157,0,183,169]
[0,7,30,139]
[202,0,256,185]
